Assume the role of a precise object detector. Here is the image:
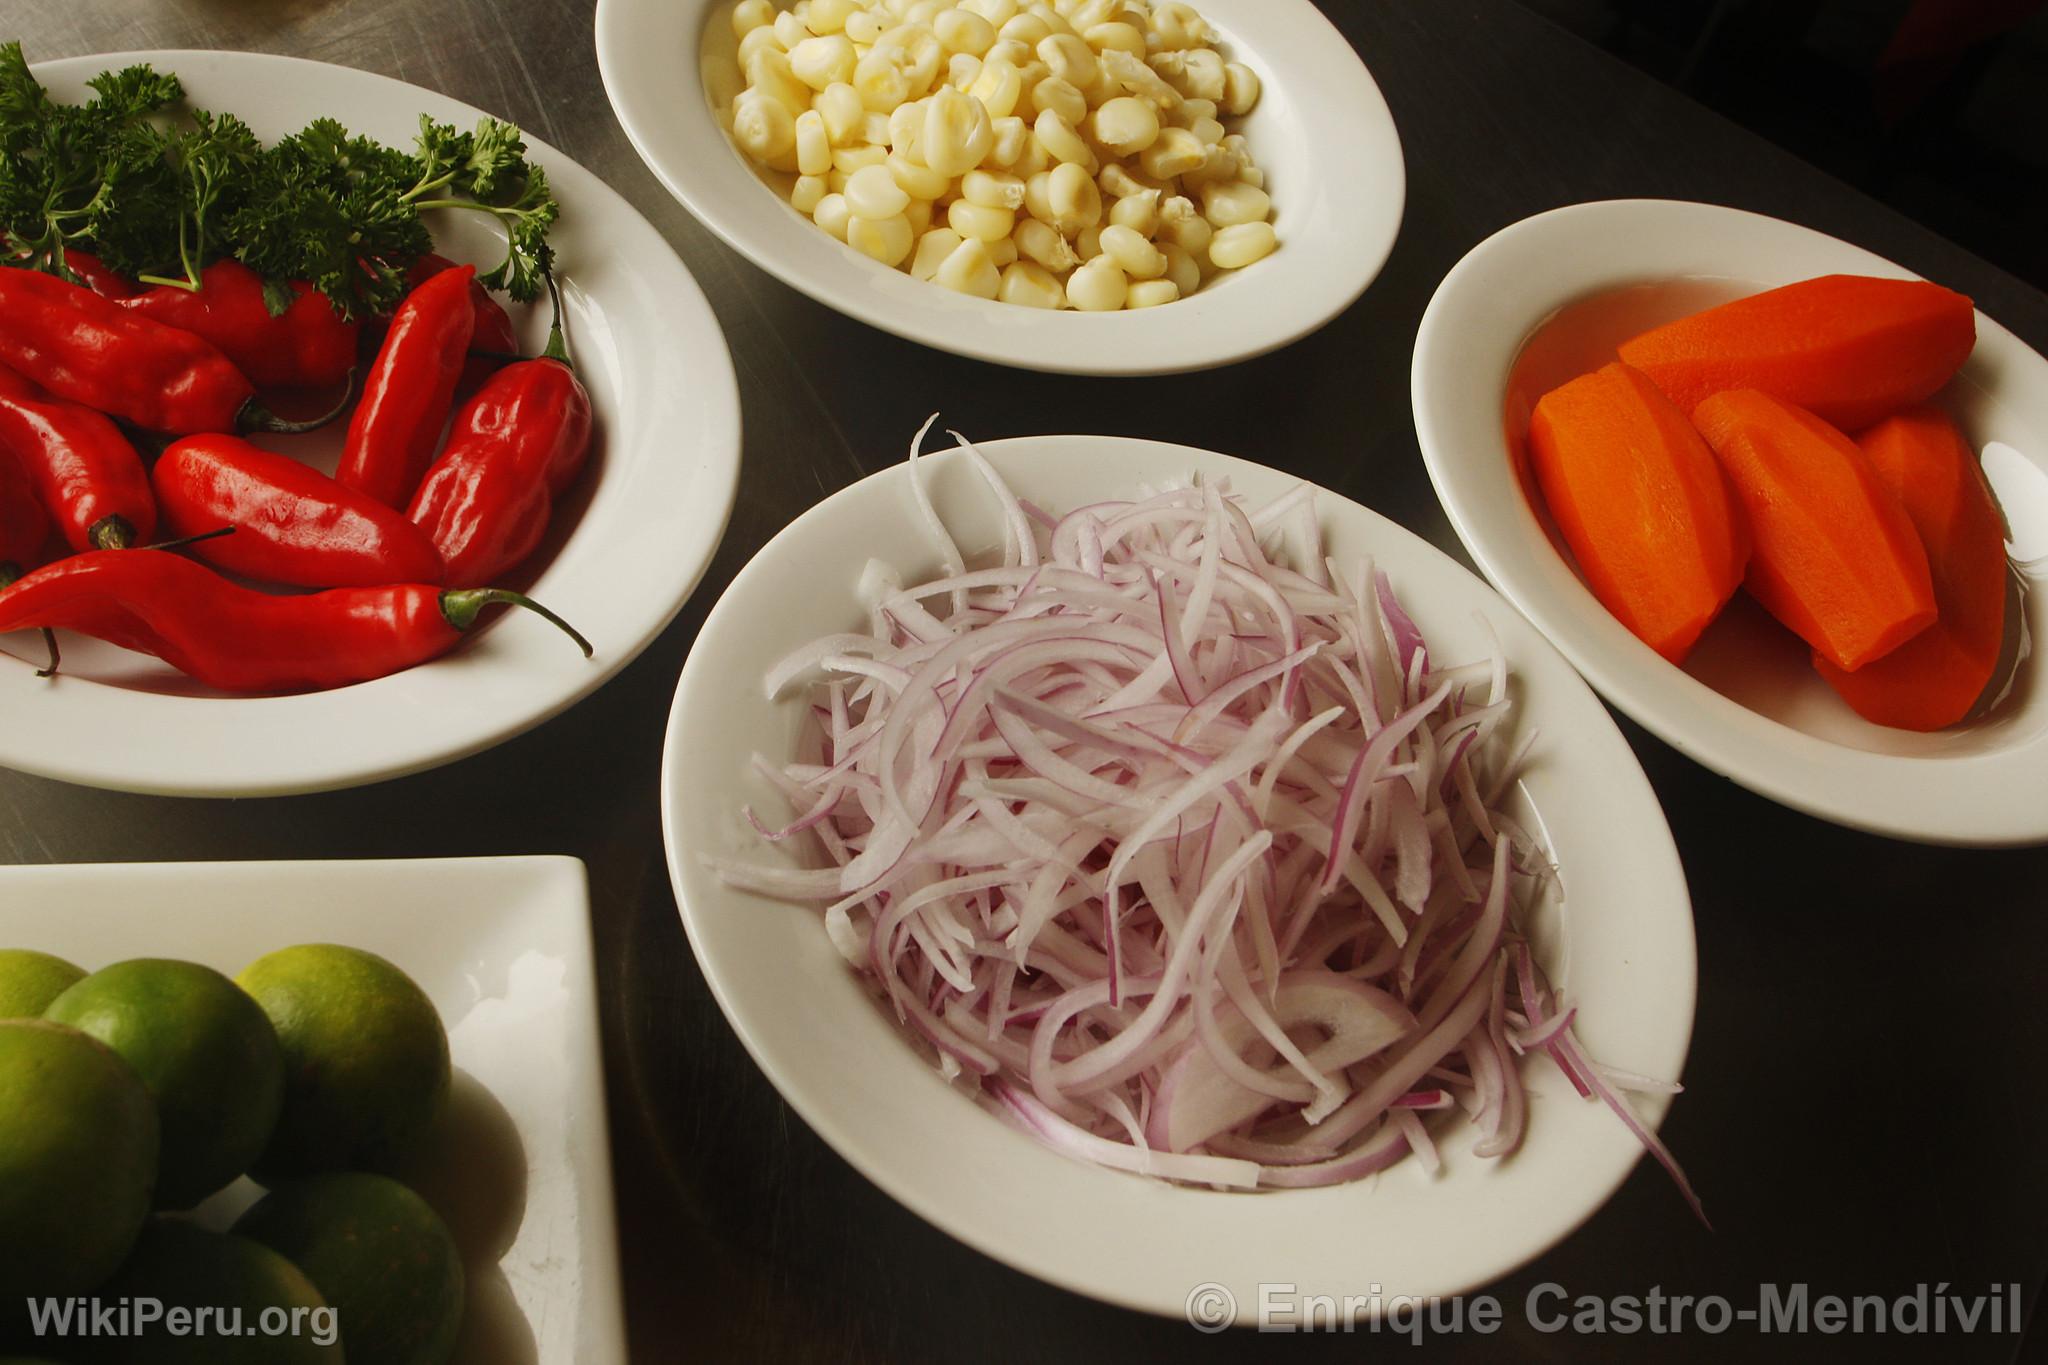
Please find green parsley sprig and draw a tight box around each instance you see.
[0,42,559,320]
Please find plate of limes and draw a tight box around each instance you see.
[0,856,620,1364]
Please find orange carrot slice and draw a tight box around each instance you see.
[1813,407,2009,729]
[1619,275,1975,431]
[1693,389,1937,671]
[1528,362,1750,663]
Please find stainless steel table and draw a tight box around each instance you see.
[5,2,2044,1360]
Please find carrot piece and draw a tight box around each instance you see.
[1812,407,2009,729]
[1693,389,1937,671]
[1527,363,1750,663]
[1619,275,1975,431]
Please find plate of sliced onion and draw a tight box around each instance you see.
[659,428,1698,1318]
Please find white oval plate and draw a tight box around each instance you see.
[0,51,742,797]
[660,434,1695,1317]
[1412,199,2048,846]
[595,0,1404,375]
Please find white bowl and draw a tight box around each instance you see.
[659,433,1695,1317]
[595,0,1404,375]
[0,51,742,797]
[1,856,624,1364]
[1413,199,2048,847]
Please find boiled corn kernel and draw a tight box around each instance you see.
[1200,178,1270,228]
[1065,257,1127,310]
[1125,278,1179,308]
[999,260,1064,308]
[846,162,913,218]
[911,226,965,279]
[727,0,1275,311]
[948,198,1017,242]
[848,211,916,264]
[1208,220,1275,269]
[934,235,1002,296]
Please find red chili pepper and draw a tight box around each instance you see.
[0,550,591,693]
[60,251,138,300]
[0,450,60,676]
[0,267,336,436]
[120,260,359,391]
[408,253,518,355]
[154,435,445,589]
[0,446,50,573]
[407,275,592,588]
[0,363,158,550]
[337,265,478,508]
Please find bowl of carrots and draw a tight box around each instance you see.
[1411,199,2048,846]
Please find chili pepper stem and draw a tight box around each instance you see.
[0,564,60,677]
[88,514,137,551]
[440,588,593,657]
[540,247,571,367]
[238,368,358,436]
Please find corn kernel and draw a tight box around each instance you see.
[795,109,833,176]
[1099,223,1166,278]
[813,192,854,239]
[1090,96,1159,156]
[790,173,829,215]
[1200,178,1271,228]
[1222,62,1260,117]
[790,34,858,90]
[935,7,998,55]
[999,260,1064,308]
[1208,220,1276,270]
[934,235,1002,297]
[1126,279,1179,309]
[1045,160,1101,232]
[947,198,1015,242]
[1066,257,1127,311]
[846,162,912,219]
[731,0,775,39]
[1033,110,1096,170]
[815,82,866,144]
[1014,216,1079,270]
[848,211,915,265]
[887,151,951,200]
[911,226,965,280]
[923,86,995,176]
[732,91,797,163]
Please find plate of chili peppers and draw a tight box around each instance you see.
[0,49,742,796]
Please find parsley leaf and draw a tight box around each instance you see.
[0,46,561,320]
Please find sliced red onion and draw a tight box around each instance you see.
[714,427,1697,1210]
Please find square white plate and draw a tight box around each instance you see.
[0,856,624,1365]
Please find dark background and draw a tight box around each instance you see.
[2,1,2046,1362]
[1514,0,2048,290]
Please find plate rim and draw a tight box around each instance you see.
[593,0,1407,376]
[1410,196,2048,848]
[658,432,1698,1317]
[1,49,743,799]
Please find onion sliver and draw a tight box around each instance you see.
[716,426,1699,1211]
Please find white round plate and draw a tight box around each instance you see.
[0,51,742,797]
[1412,199,2048,846]
[660,434,1695,1317]
[595,0,1404,375]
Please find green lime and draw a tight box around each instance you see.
[44,959,285,1210]
[237,1172,465,1365]
[0,949,85,1018]
[237,945,450,1177]
[95,1222,343,1364]
[0,1020,159,1301]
